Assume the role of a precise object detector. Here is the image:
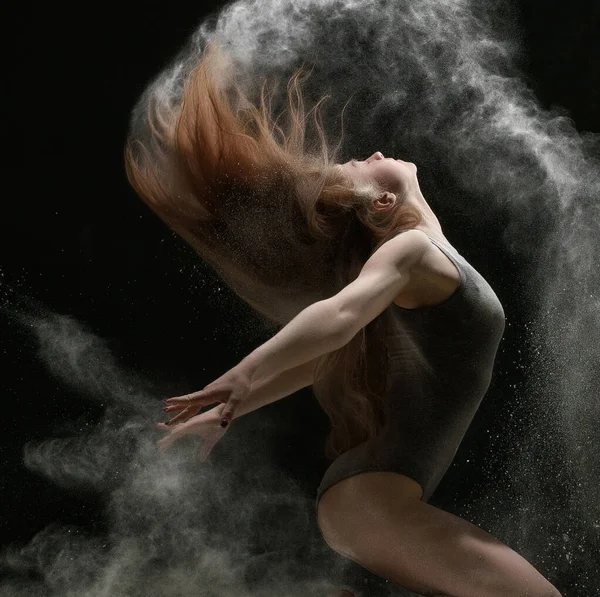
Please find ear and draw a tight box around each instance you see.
[371,191,397,212]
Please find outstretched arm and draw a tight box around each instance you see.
[230,357,317,420]
[239,298,352,386]
[238,229,428,385]
[160,357,317,429]
[162,298,354,429]
[162,229,428,428]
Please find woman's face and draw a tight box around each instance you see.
[338,152,417,195]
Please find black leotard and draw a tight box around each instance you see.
[316,233,506,504]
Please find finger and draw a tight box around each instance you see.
[157,427,185,452]
[163,400,219,413]
[198,437,218,462]
[220,395,242,428]
[164,395,198,404]
[164,397,222,411]
[157,435,175,452]
[163,404,187,413]
[164,389,218,405]
[165,406,197,427]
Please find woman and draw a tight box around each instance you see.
[125,40,561,597]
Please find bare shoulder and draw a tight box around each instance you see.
[385,228,431,247]
[333,229,432,331]
[376,228,432,270]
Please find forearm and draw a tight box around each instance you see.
[239,298,351,384]
[231,359,316,420]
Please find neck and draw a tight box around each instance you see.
[405,191,440,228]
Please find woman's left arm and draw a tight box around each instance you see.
[162,231,426,428]
[161,300,350,429]
[239,298,354,385]
[238,229,428,386]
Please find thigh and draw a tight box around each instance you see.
[317,471,423,549]
[317,472,560,597]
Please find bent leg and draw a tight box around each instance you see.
[317,472,561,597]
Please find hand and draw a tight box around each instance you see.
[161,365,253,428]
[156,405,228,462]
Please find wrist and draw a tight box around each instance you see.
[237,352,262,383]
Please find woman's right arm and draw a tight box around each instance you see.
[229,358,317,421]
[157,358,318,457]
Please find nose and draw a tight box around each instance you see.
[366,152,384,163]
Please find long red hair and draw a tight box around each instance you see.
[125,39,424,461]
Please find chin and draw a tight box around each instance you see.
[396,158,417,169]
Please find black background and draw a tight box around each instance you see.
[2,0,599,594]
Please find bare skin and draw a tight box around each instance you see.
[321,153,562,597]
[340,152,461,311]
[160,153,560,596]
[339,151,446,242]
[317,472,561,597]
